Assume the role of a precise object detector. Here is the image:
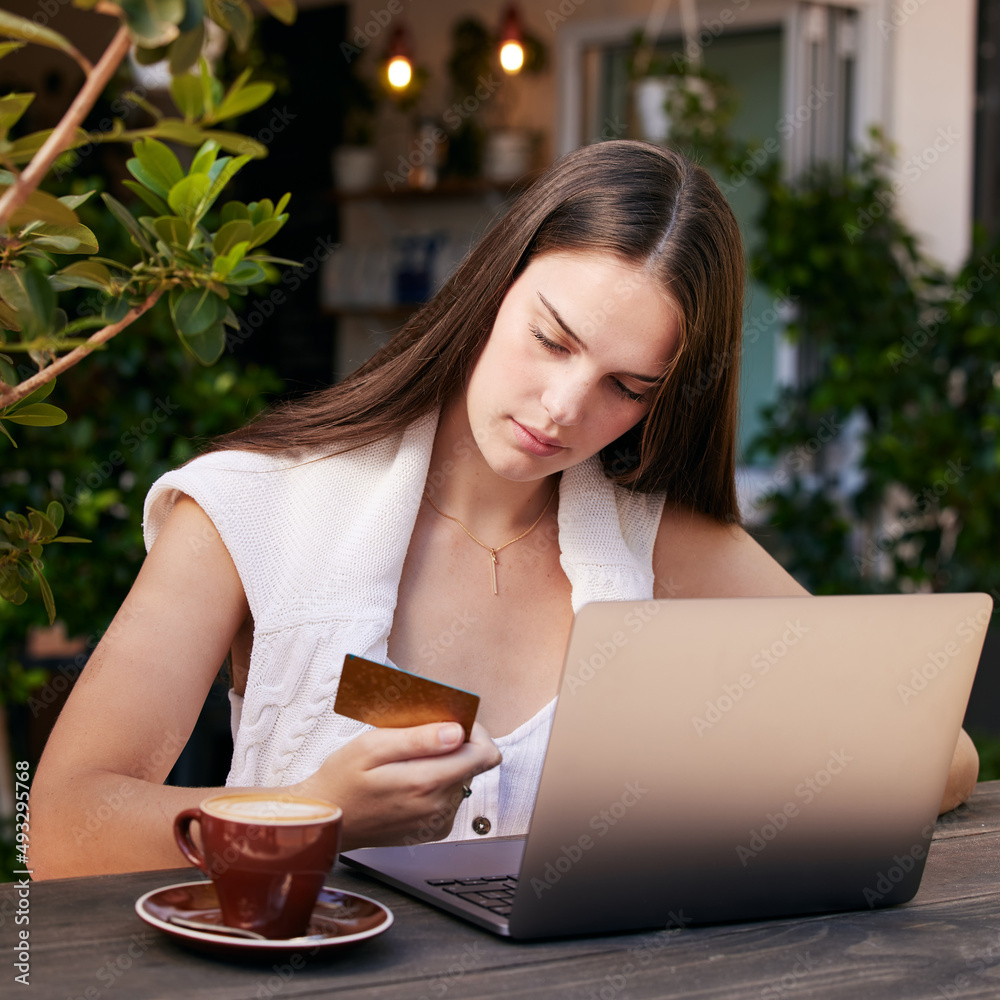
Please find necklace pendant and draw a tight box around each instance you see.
[489,548,498,596]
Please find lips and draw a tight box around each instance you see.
[510,419,566,457]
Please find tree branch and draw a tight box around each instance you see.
[0,23,132,231]
[0,287,164,408]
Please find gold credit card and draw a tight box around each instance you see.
[334,654,480,742]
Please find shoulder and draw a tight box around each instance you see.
[653,504,809,599]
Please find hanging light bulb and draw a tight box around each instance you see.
[498,4,525,75]
[386,26,413,90]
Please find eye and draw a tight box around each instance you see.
[531,325,567,353]
[611,379,648,403]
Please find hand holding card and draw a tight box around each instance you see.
[334,654,480,742]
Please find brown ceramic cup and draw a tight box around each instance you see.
[173,792,342,939]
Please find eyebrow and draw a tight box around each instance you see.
[536,291,664,384]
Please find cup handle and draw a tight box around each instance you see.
[174,809,209,875]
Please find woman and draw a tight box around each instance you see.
[30,141,978,878]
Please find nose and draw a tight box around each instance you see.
[541,371,591,426]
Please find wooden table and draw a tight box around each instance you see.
[6,781,1000,1000]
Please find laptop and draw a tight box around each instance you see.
[340,593,992,938]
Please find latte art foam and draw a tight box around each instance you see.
[203,795,340,824]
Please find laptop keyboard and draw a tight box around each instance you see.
[425,875,519,916]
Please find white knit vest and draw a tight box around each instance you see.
[142,409,665,840]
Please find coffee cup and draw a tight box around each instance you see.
[174,793,342,939]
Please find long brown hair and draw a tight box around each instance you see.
[211,140,745,522]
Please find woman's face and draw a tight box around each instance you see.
[463,250,680,482]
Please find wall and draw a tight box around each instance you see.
[884,0,977,270]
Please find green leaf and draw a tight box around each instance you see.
[200,129,267,158]
[0,267,56,339]
[152,214,193,247]
[275,192,291,215]
[179,320,226,365]
[0,41,25,61]
[4,402,66,426]
[225,260,266,286]
[190,139,219,175]
[248,199,274,226]
[167,173,212,224]
[46,500,64,531]
[218,0,253,53]
[50,535,90,544]
[144,117,207,146]
[121,180,172,216]
[257,0,296,25]
[212,219,253,256]
[101,192,155,254]
[199,56,220,118]
[35,564,55,625]
[178,0,205,32]
[17,378,56,405]
[58,190,97,210]
[247,216,287,249]
[133,43,169,65]
[119,0,186,47]
[203,153,251,216]
[169,286,227,337]
[51,260,114,293]
[215,81,275,123]
[170,73,205,121]
[0,185,78,226]
[130,136,185,197]
[169,21,204,74]
[0,92,33,140]
[29,223,99,255]
[0,10,83,62]
[220,201,250,224]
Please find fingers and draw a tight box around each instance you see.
[352,722,465,769]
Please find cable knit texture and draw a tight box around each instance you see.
[142,409,665,840]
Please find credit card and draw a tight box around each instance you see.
[334,654,480,742]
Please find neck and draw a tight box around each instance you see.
[427,398,559,538]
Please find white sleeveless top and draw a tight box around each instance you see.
[143,409,665,841]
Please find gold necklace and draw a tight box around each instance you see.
[422,484,558,596]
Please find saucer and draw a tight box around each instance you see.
[136,880,393,960]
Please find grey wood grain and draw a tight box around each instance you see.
[6,781,1000,1000]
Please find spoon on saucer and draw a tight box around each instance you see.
[167,915,330,942]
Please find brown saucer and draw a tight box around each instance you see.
[135,880,393,960]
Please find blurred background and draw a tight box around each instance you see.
[2,0,998,845]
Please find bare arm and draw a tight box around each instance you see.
[30,496,499,879]
[651,504,978,815]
